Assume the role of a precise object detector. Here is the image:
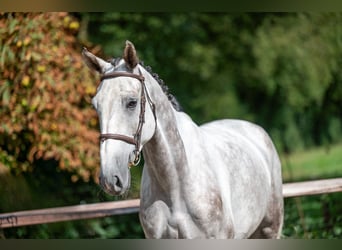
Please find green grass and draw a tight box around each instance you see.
[280,143,342,239]
[281,143,342,182]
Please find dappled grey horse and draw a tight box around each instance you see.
[82,41,284,238]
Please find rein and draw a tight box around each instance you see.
[99,69,156,167]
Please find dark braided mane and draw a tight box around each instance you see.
[110,57,182,112]
[140,61,182,112]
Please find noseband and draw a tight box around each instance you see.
[99,69,156,167]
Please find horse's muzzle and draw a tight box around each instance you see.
[100,174,125,195]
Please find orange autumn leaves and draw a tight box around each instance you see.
[0,13,100,182]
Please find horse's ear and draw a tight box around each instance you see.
[123,40,139,70]
[82,47,111,74]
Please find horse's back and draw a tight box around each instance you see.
[200,119,278,174]
[177,114,274,159]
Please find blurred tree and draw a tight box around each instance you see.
[84,13,342,152]
[0,13,100,181]
[248,13,342,151]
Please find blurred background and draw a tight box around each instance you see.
[0,12,341,238]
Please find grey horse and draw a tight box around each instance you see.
[82,41,284,238]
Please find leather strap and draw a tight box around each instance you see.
[99,134,136,145]
[100,72,144,82]
[98,69,155,167]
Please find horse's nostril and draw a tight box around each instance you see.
[114,175,123,189]
[100,174,124,195]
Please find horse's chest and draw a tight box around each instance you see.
[140,166,230,238]
[166,195,230,239]
[140,188,228,238]
[182,173,226,222]
[188,190,228,230]
[154,206,221,239]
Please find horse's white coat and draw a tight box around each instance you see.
[82,42,284,238]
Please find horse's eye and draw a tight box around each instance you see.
[126,99,138,109]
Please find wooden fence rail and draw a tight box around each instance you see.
[1,178,341,229]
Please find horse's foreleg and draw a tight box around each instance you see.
[139,200,177,238]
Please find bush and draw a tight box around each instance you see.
[0,13,100,182]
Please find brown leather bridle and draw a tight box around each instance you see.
[99,69,156,167]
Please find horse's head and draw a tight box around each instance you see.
[82,41,156,195]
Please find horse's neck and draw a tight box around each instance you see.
[142,71,188,197]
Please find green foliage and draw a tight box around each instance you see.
[251,13,342,151]
[283,193,342,239]
[4,213,144,239]
[86,13,342,153]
